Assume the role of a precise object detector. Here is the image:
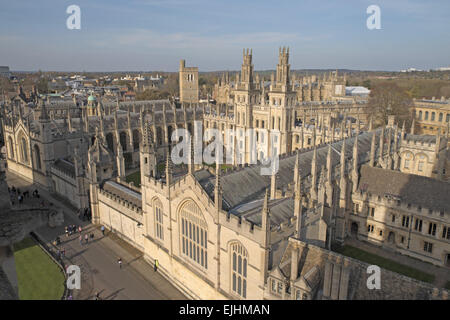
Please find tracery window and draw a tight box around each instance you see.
[231,242,248,298]
[180,201,208,269]
[154,198,164,241]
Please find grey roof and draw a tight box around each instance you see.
[358,165,450,212]
[404,134,436,144]
[53,159,75,178]
[102,181,142,209]
[195,129,381,212]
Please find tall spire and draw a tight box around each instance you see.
[311,146,318,197]
[410,118,415,135]
[165,149,173,185]
[215,153,222,211]
[352,135,359,192]
[294,157,303,239]
[326,144,332,182]
[379,127,385,163]
[270,170,277,199]
[294,150,300,187]
[369,132,376,167]
[262,188,270,240]
[117,143,125,179]
[188,134,195,174]
[340,137,346,178]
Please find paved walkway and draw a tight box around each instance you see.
[346,238,450,288]
[4,171,187,300]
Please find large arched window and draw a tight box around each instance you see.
[180,200,208,269]
[153,198,164,241]
[106,133,114,152]
[20,137,29,164]
[133,129,140,150]
[8,137,14,159]
[403,152,413,170]
[231,242,248,298]
[34,145,42,170]
[417,154,427,172]
[119,132,128,151]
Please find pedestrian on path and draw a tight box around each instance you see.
[117,257,122,269]
[78,226,82,234]
[61,247,65,258]
[79,235,83,246]
[101,225,105,236]
[84,234,89,244]
[65,226,69,237]
[154,259,159,272]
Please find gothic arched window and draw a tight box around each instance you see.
[119,132,128,151]
[231,242,248,298]
[34,145,41,170]
[20,137,28,164]
[8,137,14,159]
[180,200,208,269]
[154,198,164,241]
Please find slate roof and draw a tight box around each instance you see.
[53,159,75,178]
[358,165,450,212]
[403,133,436,144]
[102,181,142,209]
[195,129,381,213]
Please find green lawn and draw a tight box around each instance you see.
[335,245,435,283]
[125,171,141,187]
[13,237,65,300]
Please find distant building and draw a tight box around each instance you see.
[0,66,10,78]
[345,86,370,97]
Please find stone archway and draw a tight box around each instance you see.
[350,222,358,236]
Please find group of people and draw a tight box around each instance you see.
[8,186,38,205]
[8,185,47,207]
[65,225,82,237]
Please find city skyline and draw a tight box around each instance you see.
[1,0,449,72]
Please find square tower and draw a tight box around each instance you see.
[179,59,199,104]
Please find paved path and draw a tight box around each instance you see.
[4,171,187,300]
[346,238,450,288]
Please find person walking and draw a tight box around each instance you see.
[101,225,105,236]
[79,235,83,246]
[61,247,65,258]
[154,259,159,272]
[117,257,122,269]
[65,226,69,237]
[78,226,82,234]
[84,234,89,244]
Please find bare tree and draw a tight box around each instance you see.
[368,82,413,127]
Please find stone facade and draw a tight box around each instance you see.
[179,60,199,104]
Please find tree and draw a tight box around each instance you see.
[135,89,170,101]
[367,82,413,128]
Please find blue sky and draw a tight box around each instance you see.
[0,0,449,71]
